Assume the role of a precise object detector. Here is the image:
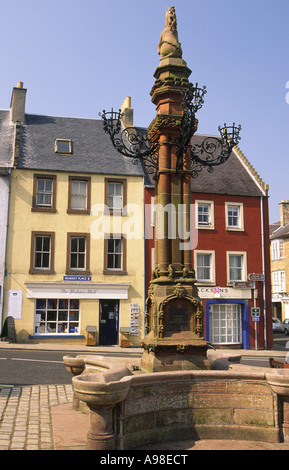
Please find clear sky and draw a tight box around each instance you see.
[0,0,288,223]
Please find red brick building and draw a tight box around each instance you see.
[145,136,273,350]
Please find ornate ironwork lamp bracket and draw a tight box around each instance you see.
[176,83,207,171]
[99,109,159,174]
[190,122,242,178]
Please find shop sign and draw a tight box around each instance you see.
[198,286,251,300]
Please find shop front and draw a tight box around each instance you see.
[198,286,251,350]
[25,281,132,345]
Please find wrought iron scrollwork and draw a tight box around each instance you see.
[176,83,207,171]
[190,123,242,178]
[99,109,159,174]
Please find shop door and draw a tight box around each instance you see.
[99,300,119,345]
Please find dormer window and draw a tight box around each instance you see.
[55,139,73,154]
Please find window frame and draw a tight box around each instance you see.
[271,239,284,261]
[209,303,242,345]
[272,270,286,293]
[32,174,57,213]
[104,234,127,275]
[67,176,91,214]
[66,233,90,275]
[227,251,247,284]
[225,202,244,231]
[194,250,216,284]
[34,298,80,336]
[54,139,73,155]
[29,231,55,274]
[104,178,127,215]
[195,200,215,230]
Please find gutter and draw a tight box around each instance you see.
[260,196,267,350]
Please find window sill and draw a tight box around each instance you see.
[31,207,57,213]
[103,269,128,276]
[29,269,55,275]
[30,335,84,339]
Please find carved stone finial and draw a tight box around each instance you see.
[158,6,183,60]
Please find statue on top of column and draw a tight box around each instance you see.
[158,6,183,60]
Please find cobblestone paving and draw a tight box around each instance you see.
[0,385,73,450]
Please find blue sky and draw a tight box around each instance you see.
[0,0,288,223]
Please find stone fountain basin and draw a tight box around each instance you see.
[266,370,289,396]
[72,360,133,406]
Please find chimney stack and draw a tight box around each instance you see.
[279,200,289,226]
[121,96,134,128]
[10,81,27,123]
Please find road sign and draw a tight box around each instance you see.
[233,281,254,289]
[251,307,260,317]
[252,317,260,322]
[247,273,264,282]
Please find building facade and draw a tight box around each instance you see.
[145,139,273,350]
[270,200,289,321]
[1,85,145,346]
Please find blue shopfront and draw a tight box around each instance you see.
[204,299,250,350]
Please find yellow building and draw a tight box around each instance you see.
[270,200,289,321]
[1,84,145,346]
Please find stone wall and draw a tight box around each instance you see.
[115,371,279,450]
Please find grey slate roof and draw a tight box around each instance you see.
[18,114,145,177]
[270,222,289,240]
[0,110,14,169]
[0,109,267,197]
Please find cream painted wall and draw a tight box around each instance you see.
[4,169,145,345]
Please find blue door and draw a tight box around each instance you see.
[99,300,119,345]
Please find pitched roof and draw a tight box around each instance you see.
[270,222,289,240]
[18,114,145,177]
[0,110,14,170]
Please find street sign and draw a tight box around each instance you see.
[252,317,260,322]
[251,307,260,317]
[233,281,254,289]
[247,273,264,282]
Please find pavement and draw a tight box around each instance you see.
[1,341,289,451]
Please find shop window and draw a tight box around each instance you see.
[34,298,80,335]
[209,303,242,345]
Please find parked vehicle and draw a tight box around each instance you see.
[283,319,289,335]
[273,318,285,333]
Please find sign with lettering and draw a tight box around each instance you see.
[247,273,264,282]
[198,287,251,300]
[63,276,92,281]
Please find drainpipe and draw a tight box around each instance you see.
[0,168,12,331]
[260,196,267,350]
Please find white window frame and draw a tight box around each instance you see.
[71,180,88,210]
[225,202,244,231]
[107,182,123,211]
[227,251,247,284]
[209,303,242,345]
[271,239,284,261]
[194,250,216,284]
[34,298,80,336]
[272,270,286,293]
[195,200,215,230]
